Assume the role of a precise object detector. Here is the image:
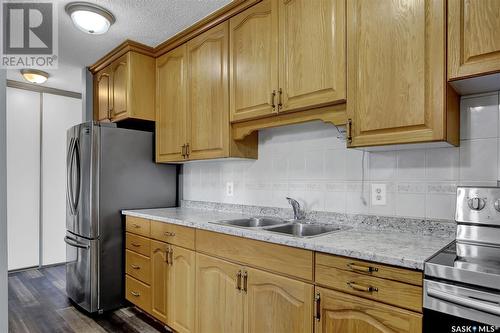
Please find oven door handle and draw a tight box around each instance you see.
[428,287,500,316]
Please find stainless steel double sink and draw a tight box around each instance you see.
[211,216,343,238]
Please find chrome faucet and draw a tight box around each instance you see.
[286,197,306,220]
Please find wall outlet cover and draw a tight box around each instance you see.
[226,181,234,197]
[371,183,386,206]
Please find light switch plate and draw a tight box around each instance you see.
[226,181,234,197]
[371,183,386,206]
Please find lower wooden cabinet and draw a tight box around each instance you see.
[195,253,314,333]
[315,287,422,333]
[150,240,169,323]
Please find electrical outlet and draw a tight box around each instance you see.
[226,181,234,197]
[371,183,386,206]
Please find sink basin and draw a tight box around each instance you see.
[266,223,341,238]
[216,217,287,228]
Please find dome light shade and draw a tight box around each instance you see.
[20,69,49,84]
[65,2,115,35]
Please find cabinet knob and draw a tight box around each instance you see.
[495,199,500,212]
[468,197,486,211]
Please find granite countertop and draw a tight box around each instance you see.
[122,207,454,270]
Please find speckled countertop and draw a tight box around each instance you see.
[122,207,454,270]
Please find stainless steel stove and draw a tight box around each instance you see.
[424,186,500,332]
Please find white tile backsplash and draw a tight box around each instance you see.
[183,92,500,221]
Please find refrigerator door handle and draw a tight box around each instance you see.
[72,138,81,213]
[64,236,90,249]
[66,138,76,215]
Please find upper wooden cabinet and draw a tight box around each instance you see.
[156,22,258,163]
[229,0,346,123]
[448,0,500,80]
[93,51,155,123]
[346,0,459,148]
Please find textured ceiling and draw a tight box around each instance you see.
[7,0,232,92]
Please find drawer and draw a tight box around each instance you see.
[126,216,150,237]
[315,265,422,312]
[125,250,151,284]
[125,275,151,313]
[150,221,195,250]
[126,232,151,257]
[315,253,422,286]
[196,230,313,281]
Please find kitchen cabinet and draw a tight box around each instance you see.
[448,0,500,80]
[156,22,258,163]
[229,0,346,126]
[150,240,168,323]
[93,51,155,123]
[314,287,422,333]
[346,0,459,148]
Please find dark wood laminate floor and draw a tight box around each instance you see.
[8,265,166,333]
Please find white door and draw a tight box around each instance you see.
[6,88,41,270]
[41,93,82,266]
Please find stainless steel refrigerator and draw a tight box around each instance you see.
[65,122,177,313]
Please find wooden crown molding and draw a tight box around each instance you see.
[89,0,261,73]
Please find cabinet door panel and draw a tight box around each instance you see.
[187,22,229,160]
[448,0,500,79]
[156,45,188,162]
[229,0,279,122]
[347,0,446,147]
[279,0,346,112]
[111,55,128,120]
[196,253,244,333]
[168,246,195,333]
[316,287,422,333]
[96,70,110,121]
[245,267,313,333]
[150,240,169,322]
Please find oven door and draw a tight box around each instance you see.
[424,280,500,332]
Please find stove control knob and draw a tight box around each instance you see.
[495,199,500,212]
[468,197,486,211]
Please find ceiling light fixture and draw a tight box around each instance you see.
[20,69,49,84]
[65,2,115,35]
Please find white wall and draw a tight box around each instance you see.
[0,70,9,333]
[42,93,82,265]
[183,92,500,221]
[6,88,41,270]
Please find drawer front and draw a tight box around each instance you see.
[126,216,151,237]
[316,252,422,286]
[316,265,422,312]
[126,250,151,284]
[196,230,313,281]
[150,221,195,250]
[126,275,151,313]
[126,232,151,257]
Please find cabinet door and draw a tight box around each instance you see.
[187,22,229,160]
[245,267,313,333]
[196,253,244,333]
[315,287,422,333]
[346,0,447,147]
[278,0,346,112]
[95,69,110,121]
[110,54,128,120]
[156,45,188,162]
[229,0,279,122]
[448,0,500,80]
[168,246,195,333]
[150,240,169,322]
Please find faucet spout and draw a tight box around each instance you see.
[286,197,306,220]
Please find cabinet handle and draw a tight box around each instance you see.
[130,264,140,270]
[181,144,186,158]
[347,281,378,293]
[347,118,353,144]
[347,263,378,273]
[270,90,276,110]
[236,270,242,292]
[186,143,190,158]
[242,271,248,293]
[131,242,141,247]
[164,231,176,237]
[168,246,173,266]
[277,88,283,110]
[132,224,141,229]
[130,291,140,297]
[314,292,321,321]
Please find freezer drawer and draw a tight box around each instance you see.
[65,232,99,312]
